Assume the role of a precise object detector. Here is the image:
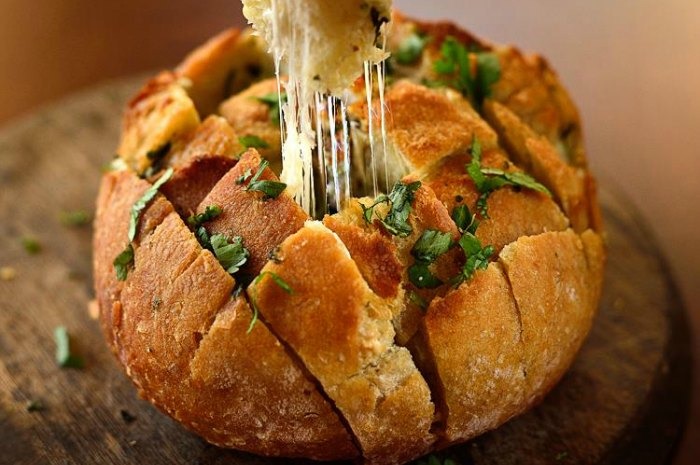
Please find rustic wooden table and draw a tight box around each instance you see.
[0,78,692,465]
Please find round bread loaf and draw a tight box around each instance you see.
[93,12,605,465]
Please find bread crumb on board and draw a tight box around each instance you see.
[1,266,17,281]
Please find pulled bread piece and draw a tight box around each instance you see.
[95,10,606,465]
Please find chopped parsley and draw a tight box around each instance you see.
[466,137,550,217]
[452,204,479,234]
[113,244,134,281]
[451,232,494,286]
[21,237,41,254]
[361,181,422,237]
[114,168,173,281]
[255,92,287,126]
[54,326,85,369]
[433,36,501,111]
[395,33,429,65]
[407,229,453,289]
[188,205,223,250]
[128,168,173,242]
[236,168,253,185]
[248,271,293,334]
[143,142,172,177]
[238,135,270,151]
[412,230,453,263]
[210,234,249,276]
[26,400,45,412]
[59,210,91,227]
[187,205,222,229]
[244,159,287,200]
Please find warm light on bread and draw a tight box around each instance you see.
[94,11,605,465]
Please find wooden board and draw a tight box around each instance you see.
[0,77,691,465]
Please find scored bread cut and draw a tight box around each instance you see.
[94,10,606,465]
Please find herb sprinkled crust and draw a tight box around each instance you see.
[94,11,605,465]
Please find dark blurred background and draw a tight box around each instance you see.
[1,0,697,462]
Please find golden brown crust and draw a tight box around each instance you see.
[176,28,275,116]
[219,78,283,170]
[159,155,237,218]
[352,80,498,174]
[95,171,358,461]
[483,100,595,232]
[498,229,603,398]
[95,12,607,465]
[423,152,570,254]
[197,149,309,276]
[250,222,436,464]
[323,211,403,300]
[421,263,526,444]
[117,72,200,174]
[168,115,243,166]
[189,297,359,460]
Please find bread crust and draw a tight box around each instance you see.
[95,11,606,465]
[249,222,436,464]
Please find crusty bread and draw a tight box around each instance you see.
[94,11,605,465]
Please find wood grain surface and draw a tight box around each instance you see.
[0,77,691,465]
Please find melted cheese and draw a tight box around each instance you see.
[242,0,391,214]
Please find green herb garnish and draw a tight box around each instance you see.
[255,92,287,126]
[433,36,500,111]
[210,234,249,276]
[188,205,223,250]
[466,137,550,217]
[248,271,293,334]
[113,168,173,281]
[128,168,173,242]
[236,168,253,185]
[361,181,421,237]
[187,205,222,229]
[54,326,85,369]
[452,204,479,234]
[59,210,91,227]
[244,159,287,200]
[238,135,270,151]
[451,232,494,286]
[412,229,453,263]
[113,244,134,281]
[145,142,171,173]
[21,237,41,254]
[380,181,421,237]
[395,33,429,65]
[26,400,45,412]
[407,229,453,289]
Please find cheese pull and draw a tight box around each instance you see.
[242,0,391,97]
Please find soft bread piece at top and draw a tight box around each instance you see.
[242,0,390,96]
[250,221,436,465]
